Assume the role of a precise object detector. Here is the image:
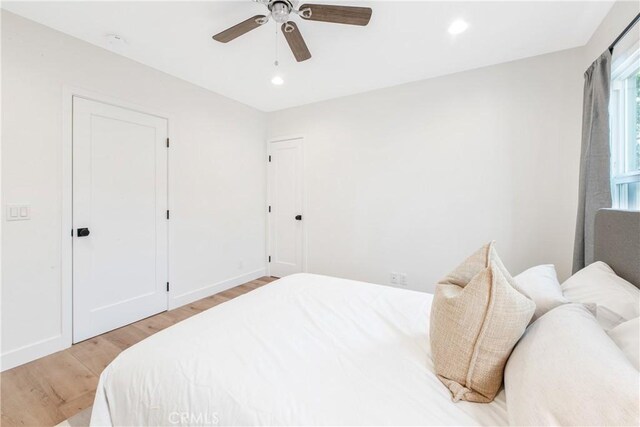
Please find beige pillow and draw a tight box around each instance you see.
[429,242,535,403]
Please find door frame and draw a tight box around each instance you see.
[266,136,307,277]
[62,86,174,348]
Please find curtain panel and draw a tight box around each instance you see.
[572,50,612,273]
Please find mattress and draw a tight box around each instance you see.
[91,274,509,426]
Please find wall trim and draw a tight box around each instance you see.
[0,268,265,371]
[169,268,267,309]
[1,335,66,372]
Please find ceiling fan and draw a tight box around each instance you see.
[212,0,372,62]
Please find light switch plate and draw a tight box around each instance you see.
[6,204,31,221]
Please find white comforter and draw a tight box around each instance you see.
[91,274,508,426]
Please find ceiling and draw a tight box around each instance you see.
[3,1,613,112]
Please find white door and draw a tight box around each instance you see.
[268,138,304,277]
[72,97,168,343]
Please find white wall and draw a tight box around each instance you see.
[1,11,267,370]
[3,1,637,371]
[583,0,639,68]
[268,47,585,291]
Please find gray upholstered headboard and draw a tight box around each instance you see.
[594,209,640,288]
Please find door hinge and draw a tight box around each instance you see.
[268,205,271,213]
[166,282,170,292]
[166,210,170,220]
[71,229,74,237]
[166,138,170,148]
[268,256,271,263]
[268,155,271,162]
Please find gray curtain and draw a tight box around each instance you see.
[573,50,612,273]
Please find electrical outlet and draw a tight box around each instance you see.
[398,273,408,286]
[390,272,399,285]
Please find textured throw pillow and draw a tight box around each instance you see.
[562,261,640,330]
[505,304,639,426]
[513,264,569,321]
[430,242,535,403]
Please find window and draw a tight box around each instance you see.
[611,43,640,210]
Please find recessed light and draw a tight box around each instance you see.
[448,19,468,35]
[271,75,284,86]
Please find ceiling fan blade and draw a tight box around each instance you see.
[212,15,267,43]
[298,4,372,26]
[281,22,311,62]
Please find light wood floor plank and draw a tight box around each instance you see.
[59,390,96,420]
[68,336,123,377]
[2,351,99,426]
[1,364,67,426]
[219,287,248,299]
[163,306,198,323]
[130,311,175,335]
[102,323,151,351]
[186,294,230,313]
[30,351,99,404]
[0,276,270,427]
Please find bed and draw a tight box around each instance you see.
[91,274,508,426]
[91,209,639,426]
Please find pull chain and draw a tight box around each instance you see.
[274,23,279,67]
[271,22,284,85]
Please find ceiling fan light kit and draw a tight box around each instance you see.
[270,0,293,23]
[212,0,372,62]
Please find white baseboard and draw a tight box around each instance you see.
[169,268,267,310]
[2,269,266,372]
[1,334,66,372]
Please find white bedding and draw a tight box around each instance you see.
[91,274,508,426]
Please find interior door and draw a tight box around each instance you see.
[268,138,304,277]
[72,96,168,343]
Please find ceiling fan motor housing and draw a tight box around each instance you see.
[268,0,294,23]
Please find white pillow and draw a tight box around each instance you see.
[596,305,630,331]
[514,264,568,321]
[561,261,640,330]
[505,303,639,426]
[608,317,640,370]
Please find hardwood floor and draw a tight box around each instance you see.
[0,276,278,427]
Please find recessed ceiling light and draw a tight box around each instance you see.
[448,19,469,35]
[271,75,284,86]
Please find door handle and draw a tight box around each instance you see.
[295,215,302,221]
[77,228,90,237]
